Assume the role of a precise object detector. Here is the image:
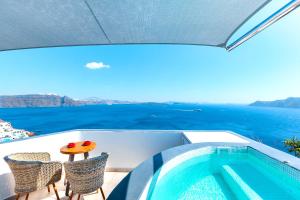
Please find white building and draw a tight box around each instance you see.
[0,120,31,143]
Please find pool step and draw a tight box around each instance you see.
[220,165,262,200]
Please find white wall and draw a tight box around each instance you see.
[79,130,183,170]
[0,129,184,199]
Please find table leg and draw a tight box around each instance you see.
[69,154,75,162]
[84,152,89,159]
[65,154,75,196]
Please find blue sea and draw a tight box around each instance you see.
[0,104,300,152]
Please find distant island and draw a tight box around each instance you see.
[250,97,300,109]
[0,94,134,108]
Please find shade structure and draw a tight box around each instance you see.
[0,0,278,51]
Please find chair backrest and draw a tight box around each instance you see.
[5,152,51,162]
[64,152,109,194]
[4,152,50,193]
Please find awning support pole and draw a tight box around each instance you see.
[226,0,300,51]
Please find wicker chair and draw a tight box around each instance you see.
[64,152,109,200]
[4,152,62,200]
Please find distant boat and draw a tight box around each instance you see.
[194,109,202,112]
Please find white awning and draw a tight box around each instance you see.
[0,0,298,51]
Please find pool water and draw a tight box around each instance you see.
[147,147,300,200]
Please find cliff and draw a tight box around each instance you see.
[0,94,132,108]
[250,97,300,109]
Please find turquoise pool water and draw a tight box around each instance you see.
[147,147,300,200]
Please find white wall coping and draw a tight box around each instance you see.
[182,131,300,170]
[183,131,250,144]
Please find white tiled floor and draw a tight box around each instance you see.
[14,172,128,200]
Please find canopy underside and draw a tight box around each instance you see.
[0,0,271,51]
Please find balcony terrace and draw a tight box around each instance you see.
[0,1,300,199]
[1,130,299,200]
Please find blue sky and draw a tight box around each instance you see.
[0,1,299,104]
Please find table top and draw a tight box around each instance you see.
[60,141,96,155]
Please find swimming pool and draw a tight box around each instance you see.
[145,147,300,200]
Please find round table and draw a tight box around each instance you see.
[60,141,96,196]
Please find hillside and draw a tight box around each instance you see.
[250,97,300,109]
[0,94,132,108]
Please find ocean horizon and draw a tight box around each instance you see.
[1,103,300,152]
